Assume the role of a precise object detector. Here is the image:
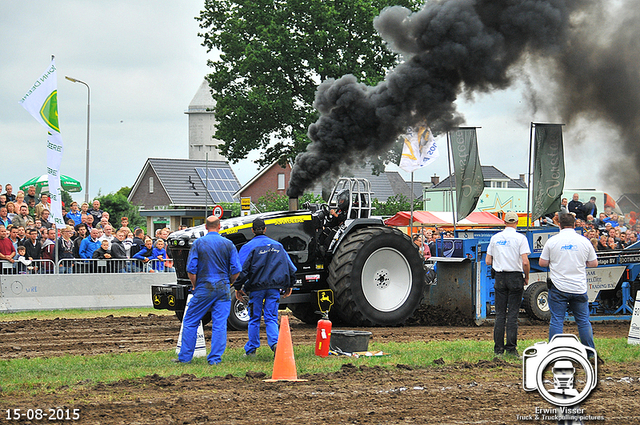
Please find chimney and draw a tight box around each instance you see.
[519,173,526,182]
[288,197,299,211]
[431,174,440,186]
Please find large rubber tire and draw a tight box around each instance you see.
[227,296,250,331]
[523,281,551,321]
[327,226,426,326]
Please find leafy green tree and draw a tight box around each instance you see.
[255,191,289,213]
[219,202,241,217]
[197,0,419,168]
[255,191,325,212]
[60,190,74,210]
[372,194,422,216]
[95,188,145,230]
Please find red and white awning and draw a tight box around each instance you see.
[384,211,505,227]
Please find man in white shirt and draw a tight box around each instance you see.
[539,213,598,350]
[486,211,530,357]
[98,225,115,249]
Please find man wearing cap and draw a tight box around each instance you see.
[539,213,598,351]
[486,211,530,357]
[234,218,297,356]
[176,215,241,365]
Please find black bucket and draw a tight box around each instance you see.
[330,330,372,353]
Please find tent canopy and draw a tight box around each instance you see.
[385,211,505,228]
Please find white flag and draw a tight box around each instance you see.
[399,124,439,173]
[20,59,65,228]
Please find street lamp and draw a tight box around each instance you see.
[65,76,91,203]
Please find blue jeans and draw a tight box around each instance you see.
[178,281,232,365]
[548,285,595,350]
[493,272,524,354]
[245,288,280,354]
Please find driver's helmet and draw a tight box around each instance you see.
[336,189,350,211]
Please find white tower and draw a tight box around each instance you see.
[186,80,224,161]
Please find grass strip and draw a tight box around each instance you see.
[1,338,638,396]
[0,308,174,322]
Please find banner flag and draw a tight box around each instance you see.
[20,59,65,227]
[399,124,439,172]
[532,124,565,221]
[449,128,484,221]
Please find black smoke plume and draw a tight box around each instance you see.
[287,0,638,197]
[542,1,640,193]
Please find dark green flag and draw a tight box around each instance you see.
[449,128,484,221]
[532,124,565,220]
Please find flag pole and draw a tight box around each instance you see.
[526,122,534,230]
[205,152,209,217]
[446,131,457,234]
[410,171,415,236]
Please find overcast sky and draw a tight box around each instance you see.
[1,1,618,203]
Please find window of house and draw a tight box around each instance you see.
[149,176,154,193]
[277,173,285,190]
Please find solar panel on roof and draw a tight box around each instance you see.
[194,166,240,203]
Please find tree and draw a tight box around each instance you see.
[371,194,422,216]
[256,191,325,213]
[197,0,419,168]
[60,190,74,209]
[95,188,145,230]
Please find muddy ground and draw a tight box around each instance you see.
[1,311,639,424]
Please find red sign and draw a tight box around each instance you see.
[212,205,224,218]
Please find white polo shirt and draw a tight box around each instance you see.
[487,227,530,272]
[540,228,597,294]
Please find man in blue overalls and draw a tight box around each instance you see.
[176,215,241,365]
[235,218,297,356]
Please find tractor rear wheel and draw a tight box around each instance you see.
[523,281,551,321]
[328,226,425,326]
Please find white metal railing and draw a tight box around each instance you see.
[1,258,175,275]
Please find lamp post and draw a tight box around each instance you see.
[65,76,91,203]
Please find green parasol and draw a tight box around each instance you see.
[20,174,82,194]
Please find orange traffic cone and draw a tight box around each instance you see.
[264,315,307,382]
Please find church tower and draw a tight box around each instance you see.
[186,80,224,161]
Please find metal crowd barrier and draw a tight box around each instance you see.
[1,258,174,275]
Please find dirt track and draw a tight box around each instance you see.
[1,313,639,424]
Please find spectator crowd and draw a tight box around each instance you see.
[406,192,640,260]
[553,193,640,252]
[0,183,175,275]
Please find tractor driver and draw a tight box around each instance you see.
[326,189,349,228]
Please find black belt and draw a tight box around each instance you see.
[495,271,523,274]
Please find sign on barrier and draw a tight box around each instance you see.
[628,291,640,344]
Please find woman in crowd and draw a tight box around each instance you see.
[6,202,17,221]
[58,225,75,273]
[14,192,26,211]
